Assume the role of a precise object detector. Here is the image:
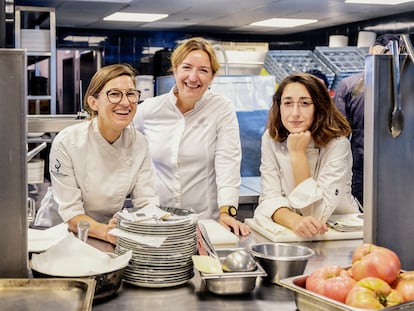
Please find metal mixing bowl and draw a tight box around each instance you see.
[248,243,315,284]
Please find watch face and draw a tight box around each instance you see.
[229,206,237,216]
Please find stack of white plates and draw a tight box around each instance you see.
[115,210,197,288]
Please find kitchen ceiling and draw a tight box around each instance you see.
[14,0,414,35]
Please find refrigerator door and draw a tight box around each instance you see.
[364,53,414,269]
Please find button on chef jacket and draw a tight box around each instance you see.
[134,86,241,220]
[50,118,159,224]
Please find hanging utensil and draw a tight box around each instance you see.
[389,39,404,138]
[401,34,414,66]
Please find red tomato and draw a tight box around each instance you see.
[346,277,403,309]
[351,243,401,284]
[393,271,414,302]
[305,265,357,303]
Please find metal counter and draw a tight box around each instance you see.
[91,233,361,311]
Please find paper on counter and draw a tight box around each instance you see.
[31,234,132,277]
[28,222,70,253]
[109,228,166,247]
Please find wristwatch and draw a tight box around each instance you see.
[219,205,237,217]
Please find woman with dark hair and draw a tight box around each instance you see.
[49,64,159,244]
[254,72,359,238]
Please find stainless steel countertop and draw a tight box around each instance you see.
[91,232,361,311]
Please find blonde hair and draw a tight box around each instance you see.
[171,37,220,75]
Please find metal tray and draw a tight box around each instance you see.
[279,274,414,311]
[0,278,96,311]
[198,248,267,295]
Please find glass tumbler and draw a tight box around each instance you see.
[77,220,90,242]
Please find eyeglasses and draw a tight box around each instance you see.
[98,88,141,104]
[280,99,313,111]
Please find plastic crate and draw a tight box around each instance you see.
[314,46,365,90]
[264,50,335,89]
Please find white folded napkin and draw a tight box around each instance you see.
[327,213,364,232]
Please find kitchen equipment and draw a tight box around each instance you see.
[364,36,414,270]
[0,278,95,311]
[279,274,414,311]
[30,235,132,299]
[27,197,36,227]
[221,249,257,272]
[389,39,404,138]
[198,223,220,261]
[248,243,315,284]
[31,263,125,300]
[198,219,239,246]
[196,248,267,295]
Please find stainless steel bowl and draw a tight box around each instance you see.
[248,243,315,284]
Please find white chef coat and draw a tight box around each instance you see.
[50,118,159,224]
[134,86,241,219]
[255,130,359,222]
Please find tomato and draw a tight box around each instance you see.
[351,243,401,284]
[305,265,357,303]
[393,271,414,302]
[346,277,403,309]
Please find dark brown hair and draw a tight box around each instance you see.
[267,72,351,147]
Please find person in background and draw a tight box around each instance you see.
[306,69,329,89]
[333,33,400,206]
[49,64,159,244]
[255,72,360,238]
[134,37,250,236]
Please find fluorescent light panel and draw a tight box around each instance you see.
[345,0,414,4]
[250,18,318,28]
[104,12,168,22]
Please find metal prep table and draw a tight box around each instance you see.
[89,232,361,311]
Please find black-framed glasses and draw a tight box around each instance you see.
[98,88,141,104]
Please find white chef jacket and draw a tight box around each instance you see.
[255,130,359,222]
[134,86,241,219]
[50,118,159,224]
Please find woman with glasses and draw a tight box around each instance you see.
[134,37,250,237]
[49,64,159,244]
[254,72,359,238]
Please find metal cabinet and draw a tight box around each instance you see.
[15,6,56,114]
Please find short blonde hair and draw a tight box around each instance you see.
[171,37,220,75]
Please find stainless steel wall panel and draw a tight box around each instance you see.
[364,53,414,270]
[0,49,28,277]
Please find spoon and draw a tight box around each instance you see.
[389,39,404,138]
[221,249,257,272]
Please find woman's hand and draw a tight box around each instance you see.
[292,215,328,238]
[105,214,118,245]
[218,213,251,237]
[287,130,311,155]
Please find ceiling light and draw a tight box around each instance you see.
[63,36,107,44]
[103,12,168,23]
[250,18,318,28]
[345,0,414,4]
